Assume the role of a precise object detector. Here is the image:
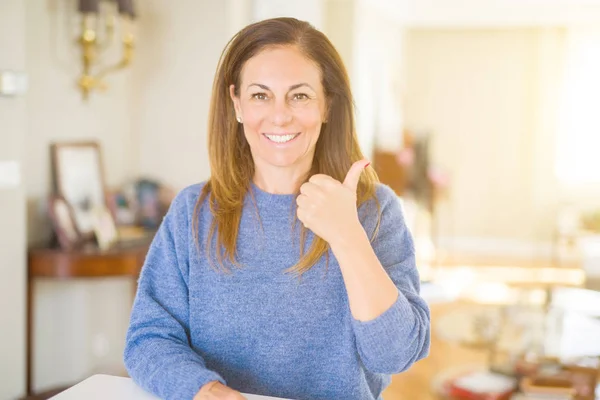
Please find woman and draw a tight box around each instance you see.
[124,17,430,400]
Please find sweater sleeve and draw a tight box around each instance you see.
[124,188,226,400]
[351,184,431,374]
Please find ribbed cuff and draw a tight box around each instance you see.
[351,290,415,363]
[171,363,227,400]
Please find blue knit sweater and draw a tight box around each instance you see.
[124,181,430,400]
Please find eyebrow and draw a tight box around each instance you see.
[246,83,315,92]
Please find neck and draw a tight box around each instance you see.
[253,164,311,195]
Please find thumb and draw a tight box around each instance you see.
[343,160,370,191]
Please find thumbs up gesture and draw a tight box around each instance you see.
[296,160,370,246]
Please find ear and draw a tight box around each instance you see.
[229,84,242,118]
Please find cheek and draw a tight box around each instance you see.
[241,106,268,133]
[293,106,324,131]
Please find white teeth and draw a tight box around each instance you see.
[265,133,299,143]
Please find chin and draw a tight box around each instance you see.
[263,155,304,168]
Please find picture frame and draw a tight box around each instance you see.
[48,195,82,250]
[51,141,108,241]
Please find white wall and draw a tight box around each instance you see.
[0,2,27,399]
[323,0,355,79]
[352,2,406,159]
[370,0,600,27]
[134,0,229,189]
[253,0,324,29]
[403,28,568,256]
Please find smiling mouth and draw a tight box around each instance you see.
[263,133,301,144]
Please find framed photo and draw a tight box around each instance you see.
[48,195,82,250]
[51,142,107,240]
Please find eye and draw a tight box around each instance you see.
[292,93,309,101]
[251,93,268,101]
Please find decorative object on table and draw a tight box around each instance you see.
[106,189,137,226]
[514,357,599,400]
[439,369,517,400]
[90,204,119,250]
[48,195,82,250]
[519,374,575,399]
[135,179,161,229]
[75,0,137,100]
[563,362,599,400]
[134,179,175,229]
[51,141,107,242]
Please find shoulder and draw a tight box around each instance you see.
[166,181,209,221]
[359,183,406,233]
[360,183,403,215]
[172,181,206,207]
[374,183,401,207]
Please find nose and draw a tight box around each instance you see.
[271,98,293,126]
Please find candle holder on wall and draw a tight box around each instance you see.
[77,0,136,100]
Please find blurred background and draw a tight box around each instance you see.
[2,0,600,399]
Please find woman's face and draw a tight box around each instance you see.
[230,46,327,173]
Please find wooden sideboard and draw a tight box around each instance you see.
[26,240,151,397]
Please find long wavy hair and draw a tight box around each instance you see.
[193,17,380,275]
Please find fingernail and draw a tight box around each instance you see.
[364,162,371,168]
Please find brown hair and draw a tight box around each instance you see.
[193,17,380,275]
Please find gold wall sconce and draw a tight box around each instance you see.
[77,0,136,100]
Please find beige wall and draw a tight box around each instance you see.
[0,2,27,399]
[403,28,566,255]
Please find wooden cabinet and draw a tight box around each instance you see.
[26,241,150,397]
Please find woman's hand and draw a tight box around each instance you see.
[296,160,370,247]
[194,381,247,400]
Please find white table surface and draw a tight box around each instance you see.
[51,374,292,400]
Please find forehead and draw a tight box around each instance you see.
[240,46,322,90]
